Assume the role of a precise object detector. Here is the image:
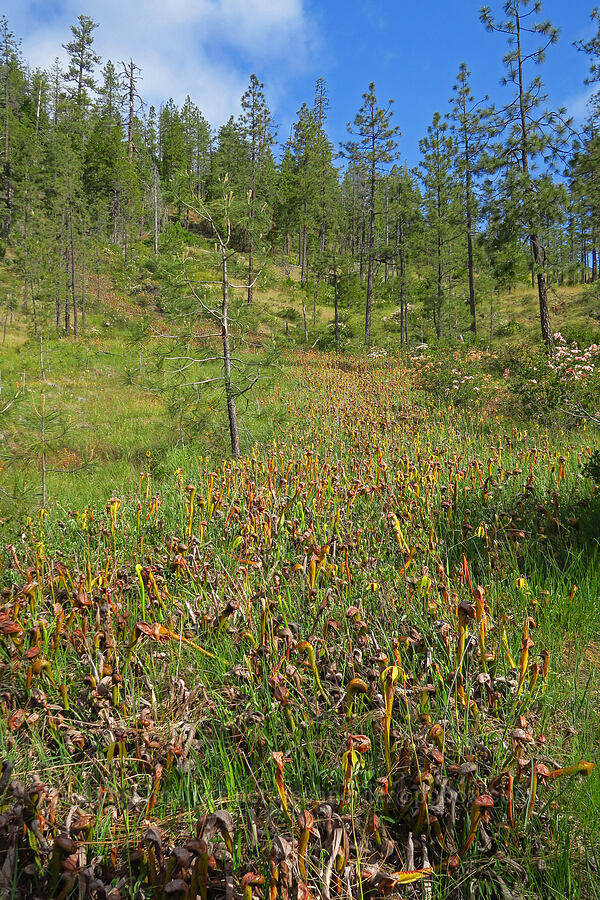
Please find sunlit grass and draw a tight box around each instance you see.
[0,351,598,897]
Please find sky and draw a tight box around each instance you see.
[3,0,599,166]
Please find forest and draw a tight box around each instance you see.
[0,2,600,898]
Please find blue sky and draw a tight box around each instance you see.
[4,0,597,165]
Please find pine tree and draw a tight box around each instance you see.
[121,58,142,162]
[574,8,600,124]
[571,9,600,277]
[0,16,23,240]
[480,0,569,348]
[159,100,188,184]
[388,165,423,345]
[239,74,275,305]
[419,112,459,339]
[448,63,490,334]
[62,15,100,111]
[213,115,249,200]
[274,144,298,257]
[290,102,319,283]
[312,78,339,255]
[143,104,163,257]
[344,83,400,343]
[181,96,212,202]
[569,129,600,283]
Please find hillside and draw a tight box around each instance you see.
[1,231,599,514]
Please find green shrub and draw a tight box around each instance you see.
[582,450,600,485]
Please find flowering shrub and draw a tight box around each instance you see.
[410,348,504,409]
[368,346,388,359]
[503,335,600,424]
[443,368,494,402]
[549,333,600,381]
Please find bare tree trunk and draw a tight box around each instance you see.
[359,208,366,282]
[301,223,308,283]
[70,201,78,338]
[435,171,444,339]
[221,251,240,459]
[384,187,389,285]
[532,233,552,345]
[126,59,135,162]
[398,219,408,346]
[333,254,339,345]
[248,159,256,304]
[41,394,47,509]
[465,168,476,334]
[302,295,308,344]
[351,179,357,259]
[3,55,10,239]
[112,191,119,244]
[64,246,70,335]
[55,277,61,329]
[404,268,408,346]
[81,237,86,333]
[27,276,38,335]
[248,232,254,305]
[365,163,376,344]
[153,162,159,258]
[40,334,47,382]
[96,242,101,306]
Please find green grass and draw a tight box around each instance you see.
[1,242,600,897]
[0,350,599,897]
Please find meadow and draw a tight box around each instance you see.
[1,266,600,897]
[3,3,600,892]
[0,239,600,900]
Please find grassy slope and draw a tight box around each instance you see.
[1,242,598,513]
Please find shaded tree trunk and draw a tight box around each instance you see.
[365,159,376,344]
[221,251,240,459]
[69,200,78,338]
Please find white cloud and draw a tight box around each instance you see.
[564,86,596,124]
[5,0,314,126]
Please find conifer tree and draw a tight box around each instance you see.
[240,74,274,304]
[181,96,211,202]
[63,15,100,111]
[571,9,600,275]
[448,63,490,334]
[290,102,318,282]
[312,78,338,255]
[389,166,423,345]
[480,0,569,348]
[419,112,458,339]
[0,16,23,239]
[574,8,600,123]
[344,83,400,343]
